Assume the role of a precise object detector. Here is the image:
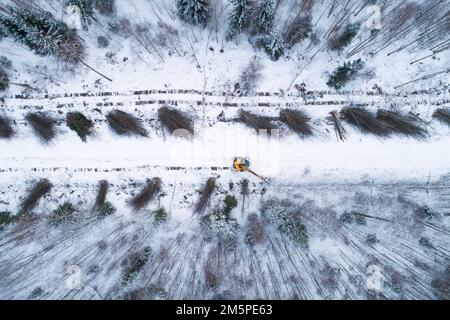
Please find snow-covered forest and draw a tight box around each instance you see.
[0,0,449,300]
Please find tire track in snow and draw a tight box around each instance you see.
[6,87,450,101]
[3,88,450,113]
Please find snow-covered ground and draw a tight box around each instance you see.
[0,0,449,300]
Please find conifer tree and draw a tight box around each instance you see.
[259,32,285,61]
[226,0,252,40]
[177,0,209,25]
[329,22,361,51]
[0,6,84,64]
[326,59,364,89]
[257,0,274,34]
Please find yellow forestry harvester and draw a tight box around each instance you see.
[232,157,269,181]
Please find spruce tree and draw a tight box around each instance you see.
[257,0,274,34]
[329,22,361,51]
[326,59,364,90]
[177,0,209,25]
[226,0,252,40]
[259,32,285,61]
[0,6,84,63]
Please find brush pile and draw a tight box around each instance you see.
[93,180,109,211]
[376,110,428,138]
[129,178,161,211]
[329,110,346,141]
[19,179,52,214]
[48,202,77,226]
[121,247,152,284]
[339,107,429,138]
[106,109,148,137]
[94,180,117,217]
[158,105,194,137]
[280,109,313,137]
[194,177,216,214]
[238,109,277,135]
[0,115,14,138]
[341,107,389,136]
[66,111,94,142]
[245,213,265,245]
[25,112,57,142]
[262,199,308,248]
[433,108,450,126]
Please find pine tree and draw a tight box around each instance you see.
[177,0,209,25]
[48,202,77,226]
[326,59,364,90]
[259,32,285,61]
[226,0,252,40]
[257,0,274,34]
[329,22,360,51]
[0,6,84,63]
[99,201,116,217]
[153,208,169,225]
